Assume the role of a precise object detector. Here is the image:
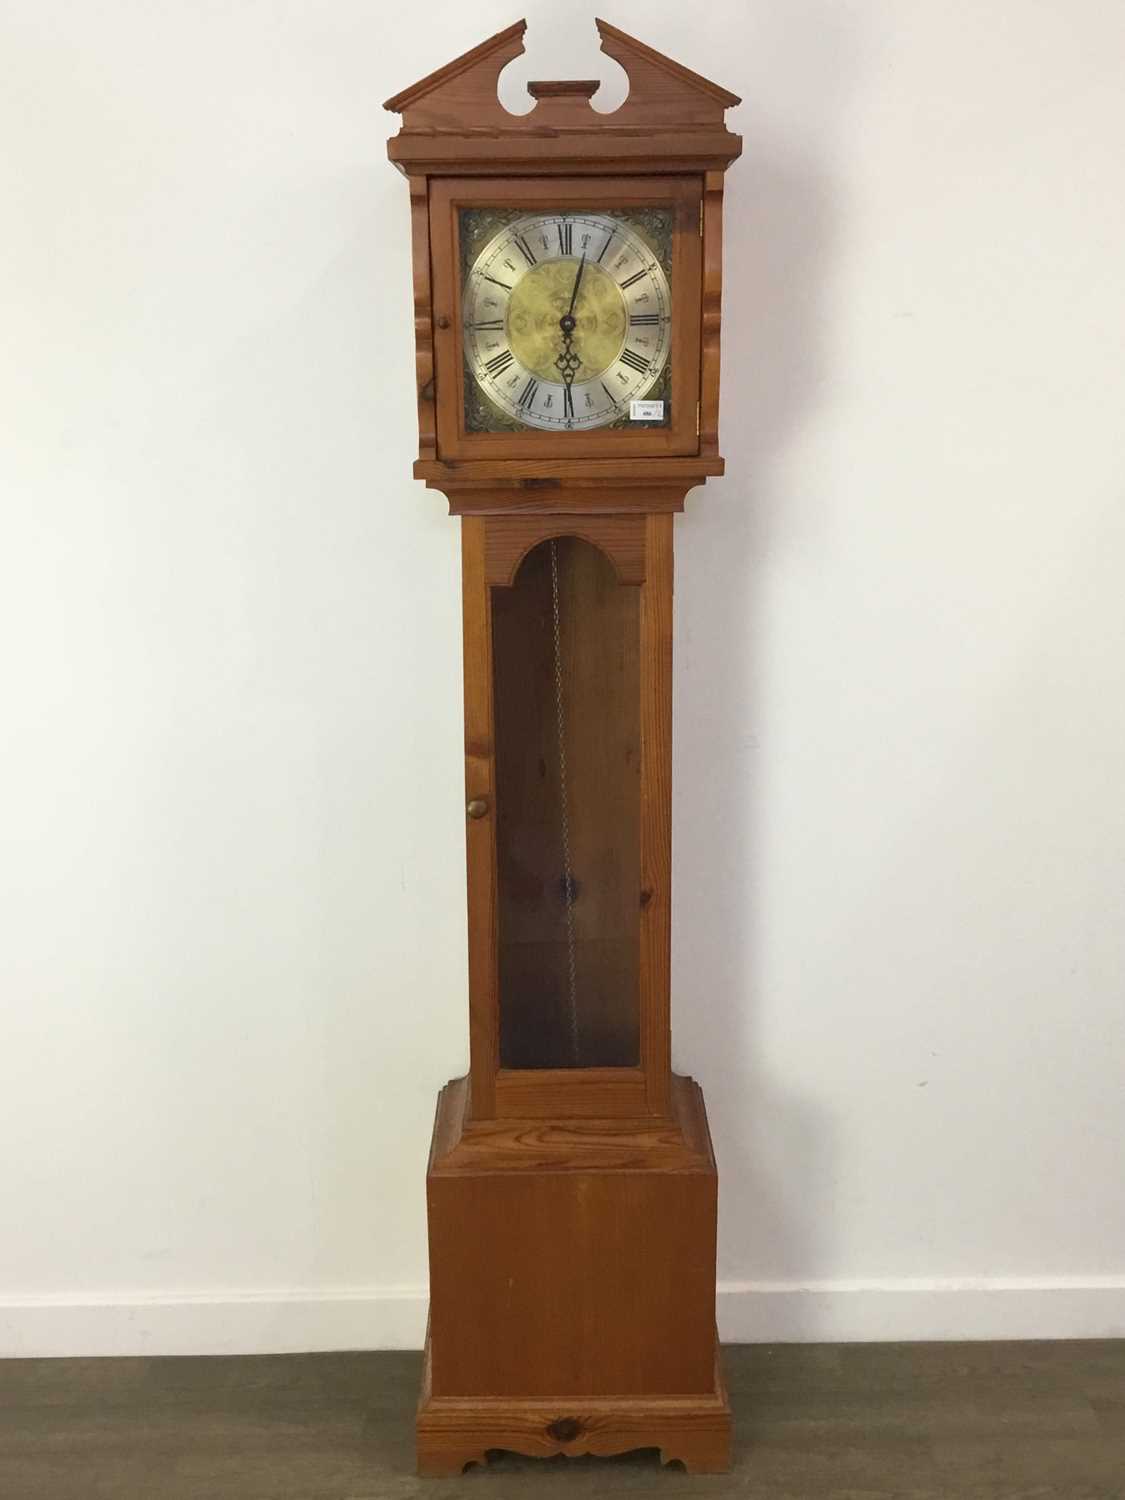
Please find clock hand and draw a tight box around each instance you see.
[565,252,586,320]
[554,329,581,388]
[554,252,587,391]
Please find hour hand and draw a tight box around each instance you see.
[554,337,581,384]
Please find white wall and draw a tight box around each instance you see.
[1,0,1123,1356]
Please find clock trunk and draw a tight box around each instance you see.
[493,535,642,1071]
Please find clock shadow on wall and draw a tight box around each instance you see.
[671,11,864,1334]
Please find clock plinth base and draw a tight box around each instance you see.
[418,1071,728,1475]
[417,1328,731,1476]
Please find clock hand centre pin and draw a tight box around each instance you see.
[554,252,586,387]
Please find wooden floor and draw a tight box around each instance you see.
[1,1342,1122,1499]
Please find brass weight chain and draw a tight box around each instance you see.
[549,539,581,1066]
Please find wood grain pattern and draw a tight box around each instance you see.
[461,516,674,1122]
[417,1331,731,1476]
[460,518,498,1121]
[425,1075,721,1405]
[484,514,646,586]
[491,537,641,1072]
[596,18,740,118]
[407,176,436,461]
[418,455,725,517]
[639,515,674,1116]
[390,134,742,179]
[383,19,527,130]
[427,175,703,465]
[441,482,702,515]
[431,1073,712,1174]
[526,78,599,101]
[493,1067,649,1120]
[415,456,725,482]
[700,169,726,458]
[385,19,741,180]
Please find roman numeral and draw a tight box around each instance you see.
[484,349,513,377]
[563,385,574,419]
[514,235,537,266]
[619,269,647,290]
[517,376,538,410]
[600,381,619,408]
[629,314,660,326]
[471,320,504,331]
[483,275,512,291]
[557,221,573,255]
[620,349,651,374]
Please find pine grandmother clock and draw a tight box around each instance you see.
[384,18,741,1476]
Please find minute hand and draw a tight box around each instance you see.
[566,253,586,318]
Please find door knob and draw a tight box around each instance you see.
[466,798,490,820]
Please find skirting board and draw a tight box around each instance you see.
[3,1279,1124,1358]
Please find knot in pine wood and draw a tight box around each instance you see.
[546,1416,583,1443]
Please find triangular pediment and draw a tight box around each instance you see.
[383,19,527,120]
[384,17,740,141]
[594,19,740,112]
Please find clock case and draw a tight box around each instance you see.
[433,176,700,457]
[386,18,741,1477]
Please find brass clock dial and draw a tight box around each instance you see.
[462,213,671,432]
